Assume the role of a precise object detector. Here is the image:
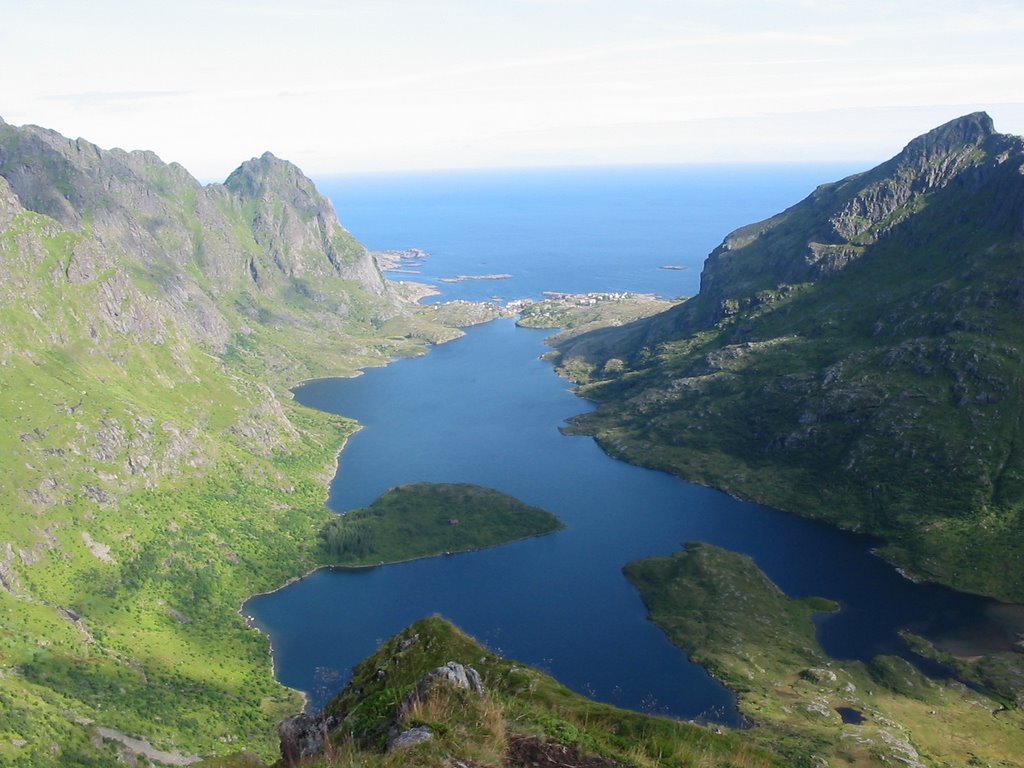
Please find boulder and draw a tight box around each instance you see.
[387,725,433,751]
[396,661,484,721]
[277,712,340,766]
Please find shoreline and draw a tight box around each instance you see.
[241,510,565,714]
[552,350,1024,654]
[244,309,1024,742]
[576,405,1022,608]
[242,314,556,716]
[322,522,565,572]
[244,520,565,605]
[239,605,312,713]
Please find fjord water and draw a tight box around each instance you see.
[246,165,1018,719]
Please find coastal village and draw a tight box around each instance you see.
[507,290,662,318]
[433,289,666,322]
[376,247,671,324]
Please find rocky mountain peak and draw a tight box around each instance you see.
[554,113,1024,603]
[682,113,1023,320]
[219,149,385,291]
[899,111,994,161]
[224,151,320,207]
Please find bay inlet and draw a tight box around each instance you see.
[245,165,1018,722]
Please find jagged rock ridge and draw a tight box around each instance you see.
[0,121,390,350]
[0,117,422,518]
[225,151,387,292]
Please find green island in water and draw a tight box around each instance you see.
[317,482,564,566]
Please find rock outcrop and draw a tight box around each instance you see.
[0,120,391,352]
[273,618,674,768]
[225,151,387,294]
[388,660,486,749]
[278,660,485,763]
[692,112,1016,324]
[277,712,342,765]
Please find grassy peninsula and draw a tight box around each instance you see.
[317,483,563,566]
[625,542,1024,767]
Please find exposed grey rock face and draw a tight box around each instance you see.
[0,175,21,230]
[225,151,387,294]
[0,543,22,594]
[277,661,483,762]
[556,112,1024,364]
[0,119,390,354]
[0,117,439,607]
[693,112,1023,323]
[386,724,433,750]
[277,712,341,765]
[428,660,485,694]
[395,661,485,723]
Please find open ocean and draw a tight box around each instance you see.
[315,163,863,302]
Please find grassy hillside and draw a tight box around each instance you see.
[555,113,1024,601]
[240,616,786,768]
[0,121,485,766]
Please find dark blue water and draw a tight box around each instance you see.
[316,164,861,302]
[246,166,1022,723]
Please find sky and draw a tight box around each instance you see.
[3,0,1023,181]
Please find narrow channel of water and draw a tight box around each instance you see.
[246,319,1018,721]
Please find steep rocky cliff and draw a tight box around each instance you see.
[224,151,388,293]
[0,120,394,352]
[693,111,1021,321]
[556,113,1024,600]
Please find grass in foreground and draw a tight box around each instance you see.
[317,483,563,566]
[258,615,785,768]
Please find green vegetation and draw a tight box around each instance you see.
[625,542,1024,767]
[283,615,786,768]
[415,298,503,331]
[8,112,1024,767]
[555,113,1024,601]
[317,483,563,566]
[0,123,491,765]
[0,282,379,764]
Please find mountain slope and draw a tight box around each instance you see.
[0,118,464,766]
[555,113,1024,601]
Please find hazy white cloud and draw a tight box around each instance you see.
[41,91,190,107]
[2,1,1022,179]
